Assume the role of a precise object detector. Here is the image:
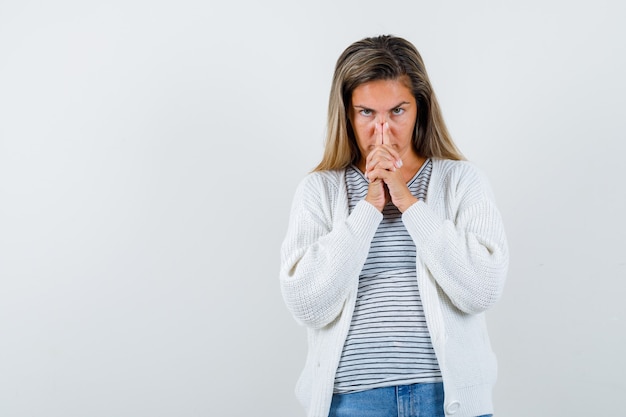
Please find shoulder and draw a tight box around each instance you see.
[296,169,345,196]
[291,169,346,209]
[431,158,497,203]
[432,158,483,179]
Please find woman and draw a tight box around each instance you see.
[280,35,508,417]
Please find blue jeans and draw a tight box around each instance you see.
[328,382,492,417]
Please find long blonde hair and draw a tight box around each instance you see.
[314,35,464,172]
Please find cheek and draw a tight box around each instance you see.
[397,122,414,139]
[353,120,376,141]
[393,118,416,139]
[354,134,369,154]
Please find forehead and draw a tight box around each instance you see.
[351,78,415,106]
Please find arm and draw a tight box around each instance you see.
[280,173,382,329]
[403,165,509,314]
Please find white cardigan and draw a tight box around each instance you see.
[280,159,509,417]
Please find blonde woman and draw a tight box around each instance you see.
[280,35,508,417]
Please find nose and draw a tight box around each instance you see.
[375,114,388,125]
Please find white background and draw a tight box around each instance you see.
[1,1,625,416]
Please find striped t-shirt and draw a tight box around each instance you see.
[334,159,442,393]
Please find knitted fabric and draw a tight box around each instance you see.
[280,158,509,417]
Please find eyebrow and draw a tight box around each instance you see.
[353,101,411,110]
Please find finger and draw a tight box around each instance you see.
[366,151,396,173]
[367,145,400,170]
[366,160,398,180]
[367,167,393,184]
[382,122,389,145]
[382,122,403,168]
[375,123,383,146]
[366,169,385,184]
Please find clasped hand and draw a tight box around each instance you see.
[364,123,418,213]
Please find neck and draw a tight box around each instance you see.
[402,154,426,181]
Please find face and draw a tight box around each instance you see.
[349,77,418,168]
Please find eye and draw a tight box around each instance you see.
[359,109,373,116]
[392,107,405,115]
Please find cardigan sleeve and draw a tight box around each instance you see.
[280,173,382,329]
[402,164,509,315]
